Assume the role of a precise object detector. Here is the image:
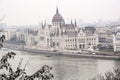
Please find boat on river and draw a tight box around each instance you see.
[45,54,51,57]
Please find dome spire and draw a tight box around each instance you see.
[52,6,65,25]
[56,6,59,14]
[71,20,73,24]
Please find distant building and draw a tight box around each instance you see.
[96,26,113,50]
[0,23,6,31]
[0,30,9,40]
[113,27,120,52]
[0,28,18,41]
[8,29,18,41]
[25,7,99,51]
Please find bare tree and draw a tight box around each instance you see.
[0,52,54,80]
[0,28,54,80]
[0,35,5,49]
[91,68,120,80]
[0,15,5,22]
[0,15,5,32]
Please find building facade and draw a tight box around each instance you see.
[25,8,99,51]
[113,27,120,52]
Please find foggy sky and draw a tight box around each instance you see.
[0,0,120,25]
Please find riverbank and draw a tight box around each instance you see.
[3,44,120,60]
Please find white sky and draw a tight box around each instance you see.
[0,0,120,25]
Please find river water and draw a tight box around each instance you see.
[0,48,120,80]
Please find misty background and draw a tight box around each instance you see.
[0,0,120,26]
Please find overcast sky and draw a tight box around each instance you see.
[0,0,120,25]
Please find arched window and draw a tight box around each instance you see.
[83,44,85,48]
[79,44,81,49]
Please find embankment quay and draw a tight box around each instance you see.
[3,43,120,60]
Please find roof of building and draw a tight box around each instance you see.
[52,7,65,23]
[85,26,96,33]
[85,30,95,36]
[65,24,74,28]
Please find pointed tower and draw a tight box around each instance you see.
[74,19,77,27]
[52,7,65,26]
[71,20,73,25]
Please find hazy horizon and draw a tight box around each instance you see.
[0,0,120,26]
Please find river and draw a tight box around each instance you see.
[0,48,120,80]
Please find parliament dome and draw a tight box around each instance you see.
[52,8,65,24]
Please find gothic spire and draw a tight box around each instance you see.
[75,19,77,27]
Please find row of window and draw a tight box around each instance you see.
[79,44,85,49]
[87,43,96,45]
[66,45,76,47]
[65,38,96,42]
[65,39,76,42]
[87,38,96,41]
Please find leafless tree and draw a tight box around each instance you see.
[0,15,5,32]
[0,32,54,80]
[91,68,120,80]
[0,15,5,22]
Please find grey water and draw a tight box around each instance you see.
[0,48,120,80]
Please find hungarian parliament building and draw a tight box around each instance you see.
[24,8,99,51]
